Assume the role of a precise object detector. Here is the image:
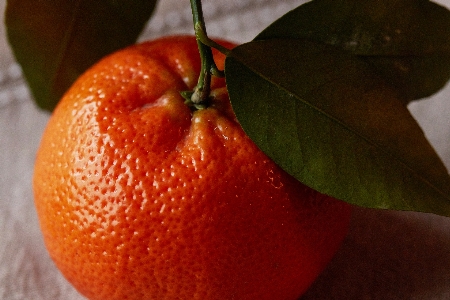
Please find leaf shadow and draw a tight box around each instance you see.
[300,206,450,299]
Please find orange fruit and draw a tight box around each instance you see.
[33,35,352,300]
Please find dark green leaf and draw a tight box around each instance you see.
[226,39,450,216]
[5,0,158,111]
[256,0,450,102]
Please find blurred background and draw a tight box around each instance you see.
[0,0,450,299]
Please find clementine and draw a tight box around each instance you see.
[33,35,352,300]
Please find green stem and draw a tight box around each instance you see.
[189,0,223,107]
[194,23,231,58]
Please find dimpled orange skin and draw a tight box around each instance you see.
[33,36,352,300]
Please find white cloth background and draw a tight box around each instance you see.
[0,0,450,299]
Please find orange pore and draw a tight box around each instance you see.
[33,36,352,300]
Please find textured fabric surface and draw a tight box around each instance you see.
[0,0,450,299]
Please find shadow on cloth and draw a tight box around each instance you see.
[300,206,450,300]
